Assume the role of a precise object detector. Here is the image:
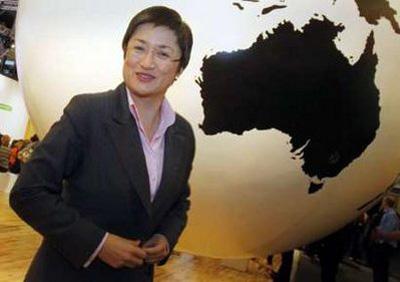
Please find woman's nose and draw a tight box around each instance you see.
[140,50,156,69]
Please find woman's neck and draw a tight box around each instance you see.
[131,93,164,141]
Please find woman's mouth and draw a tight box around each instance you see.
[136,72,155,82]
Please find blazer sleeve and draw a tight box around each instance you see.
[156,123,195,264]
[9,95,106,269]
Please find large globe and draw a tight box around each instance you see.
[15,0,400,258]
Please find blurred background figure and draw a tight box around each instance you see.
[369,196,400,282]
[0,133,39,173]
[348,212,369,263]
[0,133,11,172]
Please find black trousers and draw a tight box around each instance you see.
[371,243,395,282]
[319,248,342,282]
[276,251,294,282]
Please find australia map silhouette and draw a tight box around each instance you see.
[197,17,380,193]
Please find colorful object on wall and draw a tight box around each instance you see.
[0,103,12,112]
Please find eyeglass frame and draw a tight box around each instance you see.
[126,39,182,65]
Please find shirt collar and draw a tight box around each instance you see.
[125,87,176,138]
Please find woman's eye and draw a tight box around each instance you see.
[133,45,145,52]
[158,52,171,59]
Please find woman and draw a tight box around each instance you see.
[10,6,195,282]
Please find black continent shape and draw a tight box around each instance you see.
[198,17,380,192]
[354,0,400,34]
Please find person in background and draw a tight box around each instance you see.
[378,230,400,241]
[0,133,11,172]
[0,133,10,147]
[17,137,39,164]
[8,139,32,174]
[348,212,369,263]
[370,196,400,282]
[315,224,352,282]
[10,6,195,282]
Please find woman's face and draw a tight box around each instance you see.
[123,23,182,100]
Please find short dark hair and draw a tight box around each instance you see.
[122,6,193,71]
[384,196,396,208]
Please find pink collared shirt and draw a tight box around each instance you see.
[126,88,176,202]
[84,89,175,268]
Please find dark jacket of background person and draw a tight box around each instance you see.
[314,224,353,282]
[9,84,195,282]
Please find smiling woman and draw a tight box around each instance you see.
[123,24,182,103]
[10,6,195,282]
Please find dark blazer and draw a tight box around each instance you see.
[9,83,195,282]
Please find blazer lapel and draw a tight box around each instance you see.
[152,123,186,212]
[105,84,152,216]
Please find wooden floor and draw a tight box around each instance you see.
[0,191,270,282]
[0,192,41,282]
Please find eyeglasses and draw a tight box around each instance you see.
[127,42,181,64]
